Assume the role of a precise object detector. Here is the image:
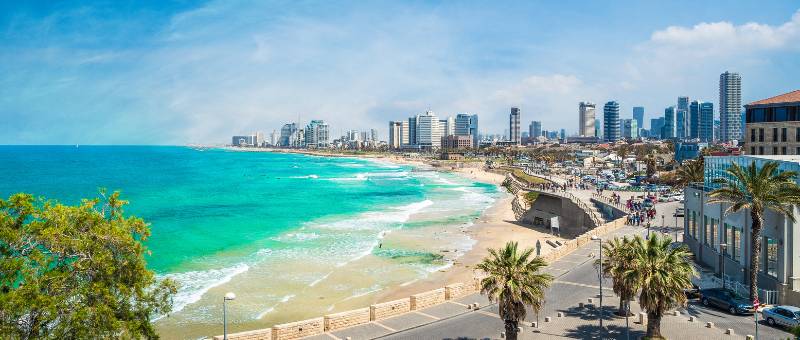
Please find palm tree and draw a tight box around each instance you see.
[625,234,695,339]
[675,158,705,188]
[596,237,639,316]
[477,241,553,340]
[708,161,800,301]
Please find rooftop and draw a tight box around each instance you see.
[746,89,800,106]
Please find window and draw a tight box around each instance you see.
[765,237,778,277]
[759,128,764,142]
[759,146,764,155]
[773,127,779,142]
[797,127,800,142]
[750,147,756,155]
[711,218,718,249]
[751,129,756,142]
[773,147,779,155]
[797,147,800,155]
[724,224,742,262]
[704,216,710,245]
[782,128,788,142]
[691,210,697,238]
[783,147,788,155]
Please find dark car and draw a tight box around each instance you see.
[684,284,700,299]
[699,288,754,315]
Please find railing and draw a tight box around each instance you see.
[504,172,603,228]
[705,275,778,305]
[591,193,631,213]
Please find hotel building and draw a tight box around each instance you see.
[579,102,596,137]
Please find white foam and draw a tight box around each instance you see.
[255,307,274,319]
[399,279,419,287]
[343,286,383,301]
[280,294,295,303]
[271,232,320,243]
[161,263,250,313]
[309,271,334,287]
[289,174,318,179]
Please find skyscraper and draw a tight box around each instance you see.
[663,106,675,139]
[578,102,596,137]
[719,71,742,142]
[280,123,298,146]
[407,116,417,145]
[388,121,403,149]
[603,101,620,142]
[439,117,455,137]
[415,111,441,148]
[632,106,644,136]
[559,128,566,141]
[530,121,542,140]
[622,119,638,139]
[689,101,700,139]
[676,96,689,139]
[699,102,714,142]
[650,117,665,139]
[509,107,521,144]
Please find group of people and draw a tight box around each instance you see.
[625,198,658,226]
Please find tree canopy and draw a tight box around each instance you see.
[0,191,177,339]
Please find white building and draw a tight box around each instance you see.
[578,102,596,137]
[720,71,742,143]
[305,120,329,148]
[416,111,442,148]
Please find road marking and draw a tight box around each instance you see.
[373,321,396,332]
[476,310,500,319]
[554,280,614,291]
[414,311,440,320]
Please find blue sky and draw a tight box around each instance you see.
[2,0,799,144]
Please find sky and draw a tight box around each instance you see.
[1,0,799,144]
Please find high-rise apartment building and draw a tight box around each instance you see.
[439,117,455,137]
[407,116,417,146]
[676,96,689,139]
[280,123,298,147]
[304,120,330,148]
[389,121,403,149]
[509,107,521,144]
[699,102,714,142]
[744,90,800,155]
[632,107,644,136]
[603,101,620,142]
[579,102,596,137]
[720,71,742,142]
[663,106,675,139]
[559,128,566,141]
[454,113,479,148]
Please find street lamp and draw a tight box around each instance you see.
[719,244,727,289]
[223,292,236,340]
[591,235,608,335]
[675,212,679,241]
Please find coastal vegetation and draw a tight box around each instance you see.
[477,241,552,340]
[0,191,177,339]
[709,161,800,301]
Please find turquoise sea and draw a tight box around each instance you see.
[0,146,499,334]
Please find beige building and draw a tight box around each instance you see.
[744,90,800,155]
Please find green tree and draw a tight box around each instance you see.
[675,158,705,188]
[596,237,639,316]
[477,241,553,340]
[625,234,695,339]
[709,161,800,301]
[0,191,177,339]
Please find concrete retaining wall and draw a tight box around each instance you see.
[323,307,370,331]
[370,298,411,321]
[212,329,272,340]
[410,288,446,310]
[271,317,324,340]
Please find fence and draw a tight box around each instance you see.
[506,171,603,228]
[703,275,778,305]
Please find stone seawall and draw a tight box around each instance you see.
[410,288,446,310]
[270,317,324,340]
[324,308,371,332]
[370,298,411,321]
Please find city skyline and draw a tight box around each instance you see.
[1,1,800,144]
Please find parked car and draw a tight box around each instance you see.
[674,208,685,217]
[762,305,800,328]
[699,288,755,314]
[684,284,700,299]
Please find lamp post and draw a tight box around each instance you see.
[591,235,605,334]
[719,244,727,289]
[223,292,236,340]
[675,212,679,241]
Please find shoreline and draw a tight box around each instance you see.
[214,147,566,325]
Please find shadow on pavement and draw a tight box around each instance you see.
[563,324,646,340]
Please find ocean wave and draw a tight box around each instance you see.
[271,232,321,243]
[309,271,334,287]
[289,174,318,179]
[160,263,250,314]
